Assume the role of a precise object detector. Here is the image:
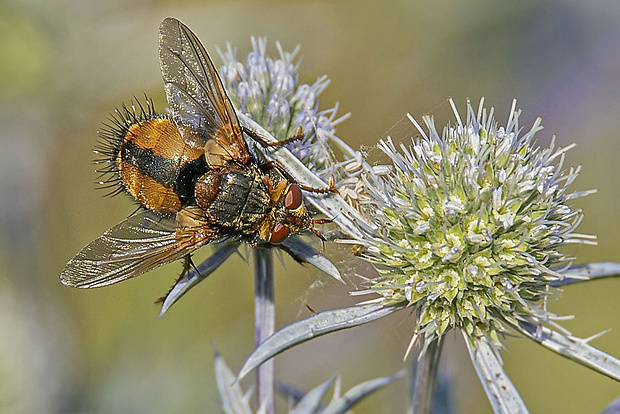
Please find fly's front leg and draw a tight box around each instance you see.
[244,125,338,194]
[260,160,338,194]
[242,125,304,147]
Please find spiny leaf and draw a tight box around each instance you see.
[239,303,405,380]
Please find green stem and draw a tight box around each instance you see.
[254,248,275,414]
[409,336,444,414]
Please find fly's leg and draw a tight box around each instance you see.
[260,160,338,194]
[154,254,200,304]
[184,254,201,277]
[244,125,338,194]
[243,125,304,147]
[309,217,333,243]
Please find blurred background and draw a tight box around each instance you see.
[1,0,619,412]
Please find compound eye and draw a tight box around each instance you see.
[269,224,290,244]
[284,184,303,210]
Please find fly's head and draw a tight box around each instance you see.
[257,180,324,245]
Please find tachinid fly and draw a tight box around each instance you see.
[61,17,330,289]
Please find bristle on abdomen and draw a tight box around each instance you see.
[93,96,205,215]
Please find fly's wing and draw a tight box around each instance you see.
[158,17,250,167]
[60,212,220,288]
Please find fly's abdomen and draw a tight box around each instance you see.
[117,118,204,215]
[195,168,270,232]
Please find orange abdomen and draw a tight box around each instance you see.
[116,118,205,215]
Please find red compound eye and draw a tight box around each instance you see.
[284,184,302,210]
[269,224,290,244]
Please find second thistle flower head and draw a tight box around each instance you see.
[218,38,345,179]
[350,99,595,348]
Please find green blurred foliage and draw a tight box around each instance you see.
[0,0,618,412]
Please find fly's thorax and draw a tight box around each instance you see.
[114,117,204,215]
[194,165,271,232]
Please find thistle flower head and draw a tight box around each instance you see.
[219,38,346,179]
[240,98,620,411]
[349,99,595,348]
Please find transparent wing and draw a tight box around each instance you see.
[158,17,250,166]
[60,211,219,288]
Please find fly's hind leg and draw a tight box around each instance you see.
[182,254,202,278]
[154,254,201,304]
